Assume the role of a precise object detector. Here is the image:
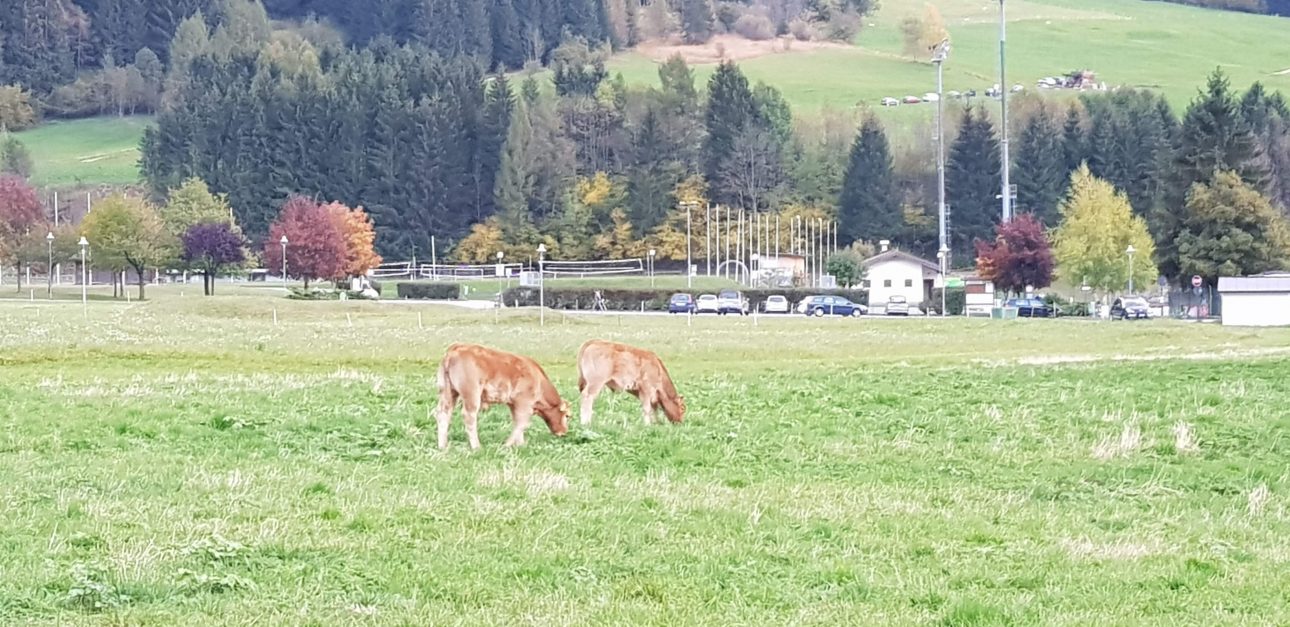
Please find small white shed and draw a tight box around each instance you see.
[1217,275,1290,327]
[862,242,941,311]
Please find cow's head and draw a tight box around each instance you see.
[662,395,686,424]
[539,399,571,437]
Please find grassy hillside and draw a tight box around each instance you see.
[611,0,1290,112]
[16,0,1289,187]
[14,115,150,188]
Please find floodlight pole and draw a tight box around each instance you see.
[46,232,55,298]
[1126,245,1136,294]
[938,246,949,317]
[78,237,88,311]
[999,0,1012,223]
[933,39,950,256]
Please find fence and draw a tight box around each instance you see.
[1167,287,1221,319]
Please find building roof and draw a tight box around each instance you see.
[1217,276,1290,293]
[863,249,941,273]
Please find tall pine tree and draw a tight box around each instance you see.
[837,114,899,246]
[703,61,755,203]
[1014,104,1066,225]
[946,106,1001,259]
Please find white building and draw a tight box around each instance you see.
[863,241,942,312]
[1218,274,1290,327]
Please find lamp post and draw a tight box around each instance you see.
[537,243,547,326]
[932,39,950,257]
[279,235,289,289]
[46,232,55,298]
[648,248,656,288]
[78,236,88,308]
[1126,244,1136,294]
[937,245,949,317]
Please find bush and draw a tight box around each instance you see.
[714,2,743,32]
[395,282,462,300]
[928,288,966,315]
[733,14,776,40]
[788,18,815,41]
[501,287,869,312]
[0,85,39,130]
[287,287,373,300]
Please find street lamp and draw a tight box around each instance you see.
[537,243,547,326]
[279,235,289,289]
[78,236,88,308]
[46,232,55,298]
[931,39,951,260]
[648,248,656,288]
[1126,244,1137,294]
[937,245,949,317]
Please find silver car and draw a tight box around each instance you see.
[886,295,910,316]
[696,294,720,314]
[763,295,790,314]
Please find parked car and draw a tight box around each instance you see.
[696,294,720,314]
[668,293,695,314]
[1005,297,1054,318]
[881,97,900,107]
[946,90,962,99]
[886,295,910,316]
[717,290,748,315]
[922,92,940,102]
[964,89,977,98]
[763,295,791,314]
[902,95,922,104]
[800,295,866,317]
[1110,295,1150,320]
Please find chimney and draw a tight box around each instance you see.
[879,240,890,253]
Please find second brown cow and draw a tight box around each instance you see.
[577,339,685,427]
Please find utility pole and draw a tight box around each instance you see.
[998,0,1012,223]
[933,38,950,256]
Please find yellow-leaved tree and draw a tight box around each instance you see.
[1052,165,1158,296]
[323,202,382,279]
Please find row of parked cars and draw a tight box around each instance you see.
[668,291,914,317]
[1001,296,1152,320]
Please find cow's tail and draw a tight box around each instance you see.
[435,350,456,414]
[576,340,592,393]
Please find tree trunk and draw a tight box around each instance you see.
[131,263,147,300]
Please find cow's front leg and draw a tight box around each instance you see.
[639,391,656,426]
[504,404,533,447]
[580,380,604,426]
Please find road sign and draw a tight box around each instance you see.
[1191,275,1203,288]
[1158,275,1167,288]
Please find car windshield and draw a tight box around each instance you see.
[768,296,785,302]
[718,290,739,299]
[1124,297,1148,306]
[671,294,689,301]
[698,295,717,301]
[890,296,906,303]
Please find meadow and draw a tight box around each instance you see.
[2,287,1289,625]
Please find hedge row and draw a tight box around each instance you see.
[500,287,870,312]
[928,288,966,316]
[396,282,462,300]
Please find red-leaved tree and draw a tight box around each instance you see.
[264,196,346,289]
[975,213,1055,296]
[0,174,45,289]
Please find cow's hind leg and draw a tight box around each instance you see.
[504,404,533,447]
[580,377,605,426]
[462,392,483,450]
[435,388,457,450]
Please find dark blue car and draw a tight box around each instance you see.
[800,295,867,317]
[668,293,695,314]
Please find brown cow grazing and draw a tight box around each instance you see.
[435,343,570,449]
[577,339,685,427]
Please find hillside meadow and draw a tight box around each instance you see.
[1,289,1288,624]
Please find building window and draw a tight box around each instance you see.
[905,279,913,287]
[883,279,892,288]
[862,280,871,288]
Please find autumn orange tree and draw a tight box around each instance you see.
[324,202,382,281]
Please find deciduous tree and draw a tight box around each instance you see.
[1052,166,1158,296]
[0,174,45,287]
[264,195,346,289]
[182,222,246,295]
[974,213,1054,296]
[1176,171,1290,284]
[161,177,236,237]
[81,194,176,300]
[324,202,382,280]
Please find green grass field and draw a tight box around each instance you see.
[13,116,151,187]
[2,286,1289,624]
